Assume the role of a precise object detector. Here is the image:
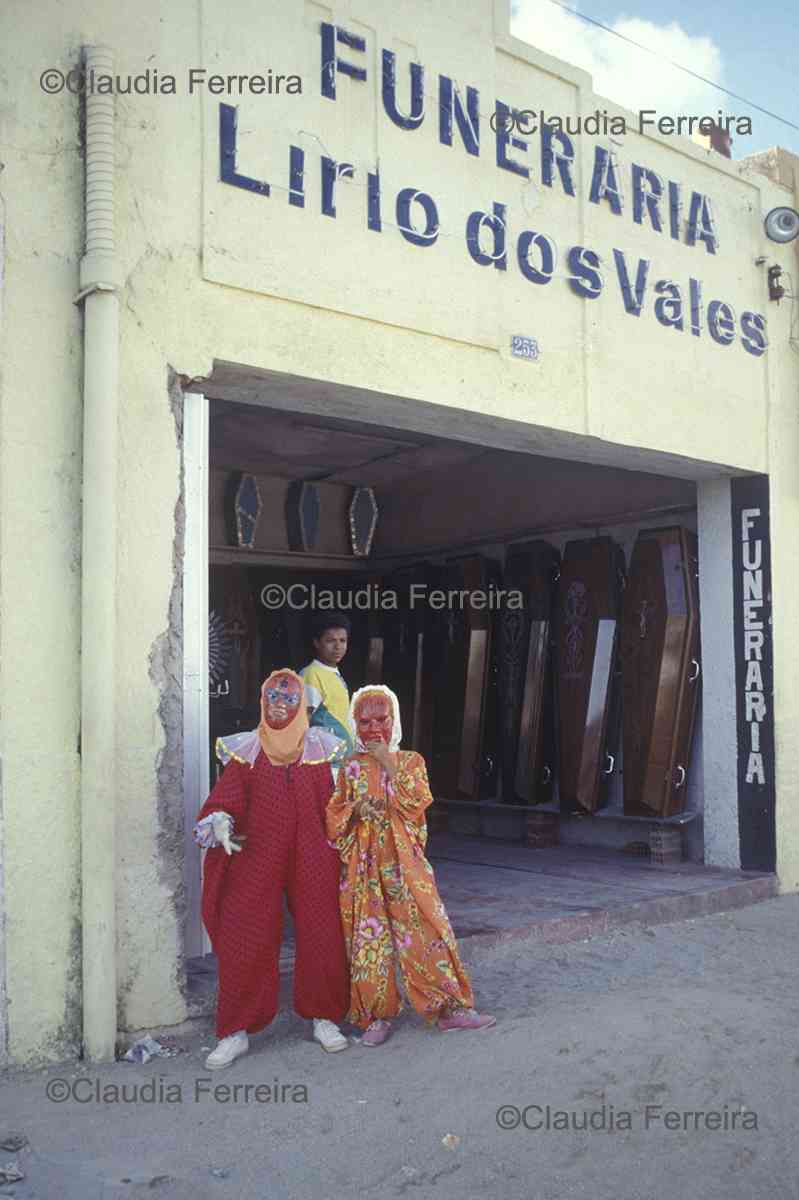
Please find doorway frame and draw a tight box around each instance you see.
[180,376,757,957]
[182,392,210,958]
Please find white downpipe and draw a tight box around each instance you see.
[78,44,119,1061]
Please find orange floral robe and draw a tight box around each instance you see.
[326,750,474,1029]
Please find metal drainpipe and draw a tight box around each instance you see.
[76,44,119,1062]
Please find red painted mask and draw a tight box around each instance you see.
[355,694,393,745]
[263,672,303,730]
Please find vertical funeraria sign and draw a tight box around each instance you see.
[731,476,775,872]
[218,23,768,356]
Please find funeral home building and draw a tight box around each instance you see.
[1,0,799,1065]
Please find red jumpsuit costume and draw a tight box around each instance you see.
[196,672,349,1039]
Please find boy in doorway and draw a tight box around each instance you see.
[301,612,355,761]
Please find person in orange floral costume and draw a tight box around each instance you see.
[326,684,496,1046]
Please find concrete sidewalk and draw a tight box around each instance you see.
[187,835,777,1019]
[427,834,778,945]
[1,892,797,1200]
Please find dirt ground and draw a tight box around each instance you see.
[1,893,797,1200]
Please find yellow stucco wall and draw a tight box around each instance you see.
[1,0,798,1062]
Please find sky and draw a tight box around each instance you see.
[510,0,798,158]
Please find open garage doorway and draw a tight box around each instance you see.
[182,365,769,965]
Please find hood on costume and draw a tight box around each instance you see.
[257,668,308,765]
[216,669,345,768]
[349,684,403,752]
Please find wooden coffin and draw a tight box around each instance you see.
[208,565,261,779]
[499,541,560,805]
[379,566,432,759]
[363,571,386,686]
[209,566,260,711]
[622,526,700,817]
[556,538,625,813]
[428,555,501,800]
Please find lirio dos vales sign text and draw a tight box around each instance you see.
[218,22,767,357]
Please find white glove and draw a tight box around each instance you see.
[211,812,241,856]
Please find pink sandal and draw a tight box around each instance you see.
[361,1019,392,1047]
[438,1007,496,1033]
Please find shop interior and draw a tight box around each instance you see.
[205,394,703,854]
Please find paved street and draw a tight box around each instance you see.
[1,893,797,1200]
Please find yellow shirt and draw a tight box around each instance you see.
[300,659,354,747]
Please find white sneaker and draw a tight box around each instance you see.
[312,1018,348,1053]
[204,1030,249,1070]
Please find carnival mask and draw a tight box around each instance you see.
[354,693,394,745]
[263,672,303,730]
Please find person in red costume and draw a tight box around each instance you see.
[194,669,350,1069]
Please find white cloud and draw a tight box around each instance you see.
[510,0,725,118]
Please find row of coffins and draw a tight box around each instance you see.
[375,528,700,818]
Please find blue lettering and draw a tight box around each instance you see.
[494,102,529,178]
[668,180,681,240]
[382,50,424,130]
[687,192,718,254]
[321,157,354,217]
[632,165,663,231]
[396,188,439,246]
[567,246,603,298]
[518,231,556,284]
[654,281,684,330]
[708,299,735,345]
[613,249,648,315]
[439,76,479,156]
[541,125,575,196]
[589,147,623,215]
[219,104,270,196]
[466,203,507,269]
[289,146,304,208]
[367,171,381,231]
[320,23,367,100]
[690,278,703,337]
[741,312,767,357]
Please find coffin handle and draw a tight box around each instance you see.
[638,600,650,639]
[674,764,686,789]
[688,658,701,683]
[602,753,615,776]
[541,764,552,785]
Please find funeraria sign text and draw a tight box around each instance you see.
[740,508,767,786]
[217,23,767,357]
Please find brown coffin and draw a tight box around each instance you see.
[364,571,386,686]
[499,541,560,805]
[208,565,262,781]
[556,538,625,813]
[209,565,260,712]
[428,555,500,800]
[379,565,431,758]
[622,526,700,817]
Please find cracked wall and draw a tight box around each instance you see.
[114,367,188,1036]
[145,371,188,1016]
